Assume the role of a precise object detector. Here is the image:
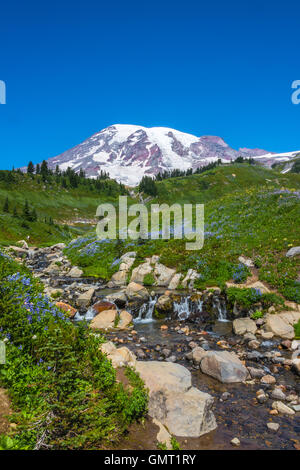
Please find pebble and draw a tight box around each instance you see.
[271,388,286,401]
[231,437,240,447]
[261,375,276,385]
[267,422,280,432]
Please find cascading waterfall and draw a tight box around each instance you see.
[173,296,191,321]
[213,297,228,322]
[134,295,157,324]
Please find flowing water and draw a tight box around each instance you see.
[134,295,157,324]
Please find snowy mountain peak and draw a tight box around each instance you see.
[45,124,297,186]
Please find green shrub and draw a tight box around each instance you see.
[251,310,264,320]
[143,273,155,286]
[226,287,262,308]
[0,252,147,449]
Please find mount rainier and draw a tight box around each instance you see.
[45,124,300,186]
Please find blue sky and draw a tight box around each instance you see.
[0,0,300,169]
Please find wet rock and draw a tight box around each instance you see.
[261,375,276,385]
[256,390,268,403]
[200,350,249,383]
[135,361,217,437]
[156,294,173,313]
[105,291,127,307]
[220,392,231,401]
[272,401,295,415]
[271,388,286,400]
[161,348,171,358]
[231,437,240,447]
[91,300,117,315]
[90,310,117,330]
[291,340,300,350]
[118,310,133,329]
[292,358,300,376]
[247,367,266,379]
[77,288,95,309]
[267,422,280,432]
[243,333,257,342]
[136,349,146,359]
[248,340,260,349]
[233,317,257,335]
[126,282,149,301]
[191,346,208,365]
[166,355,177,363]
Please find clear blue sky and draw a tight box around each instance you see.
[0,0,300,169]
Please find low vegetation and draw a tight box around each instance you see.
[0,252,147,449]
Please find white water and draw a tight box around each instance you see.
[173,296,191,321]
[213,297,229,322]
[134,295,157,324]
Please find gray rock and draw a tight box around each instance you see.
[200,350,249,383]
[271,388,286,400]
[267,422,280,432]
[286,246,300,257]
[135,361,217,437]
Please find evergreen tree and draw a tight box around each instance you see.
[12,206,18,218]
[23,200,31,221]
[36,163,40,174]
[3,196,9,213]
[27,161,35,174]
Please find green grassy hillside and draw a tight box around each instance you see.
[153,163,300,204]
[64,164,300,303]
[0,170,130,245]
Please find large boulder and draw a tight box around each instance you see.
[233,317,257,335]
[109,270,128,287]
[135,361,217,438]
[90,310,117,330]
[264,311,300,339]
[191,347,208,364]
[168,273,182,290]
[90,300,117,315]
[181,269,200,289]
[286,246,300,258]
[118,310,133,329]
[200,350,249,383]
[126,282,149,301]
[130,262,153,284]
[154,263,176,287]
